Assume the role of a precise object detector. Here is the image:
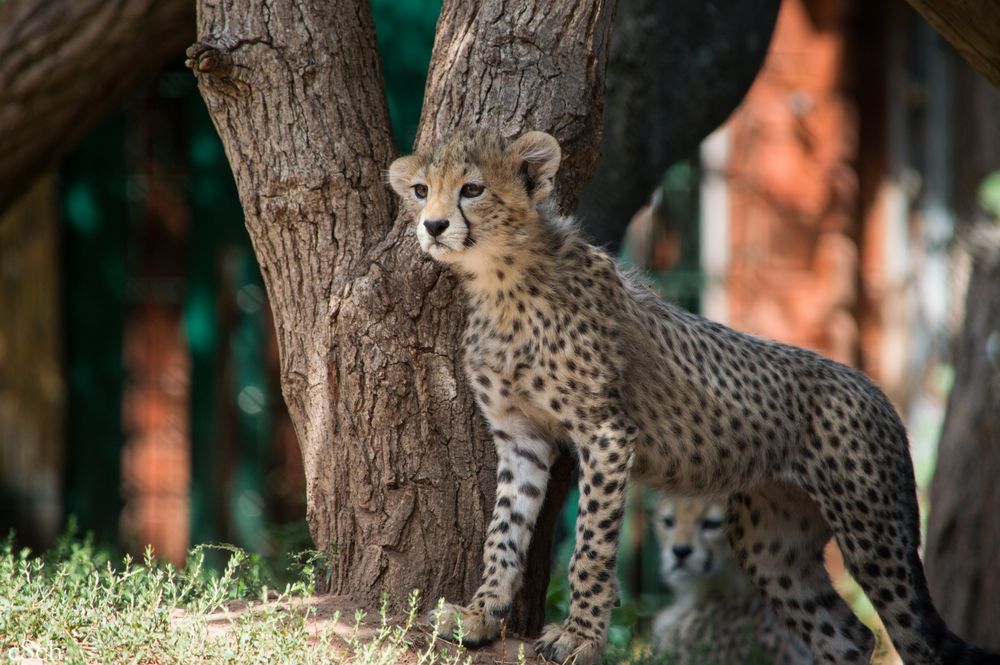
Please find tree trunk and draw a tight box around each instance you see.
[0,0,194,216]
[188,0,616,631]
[924,59,1000,650]
[0,176,63,549]
[924,230,1000,648]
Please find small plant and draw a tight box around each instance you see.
[0,532,465,665]
[979,170,1000,218]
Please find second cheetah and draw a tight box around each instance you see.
[652,495,812,665]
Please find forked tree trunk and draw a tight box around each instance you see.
[188,0,616,631]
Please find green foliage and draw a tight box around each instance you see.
[979,171,1000,218]
[0,531,468,665]
[371,0,442,151]
[4,524,784,664]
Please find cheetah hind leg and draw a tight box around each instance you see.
[727,483,875,665]
[813,476,1000,665]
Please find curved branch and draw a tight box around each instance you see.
[0,0,194,215]
[906,0,1000,88]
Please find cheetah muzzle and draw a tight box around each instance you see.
[388,129,1000,665]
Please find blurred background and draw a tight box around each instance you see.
[1,0,999,651]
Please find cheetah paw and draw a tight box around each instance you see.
[534,622,602,665]
[428,601,500,647]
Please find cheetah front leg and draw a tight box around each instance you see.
[431,415,556,646]
[536,418,635,665]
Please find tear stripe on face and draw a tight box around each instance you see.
[458,201,476,247]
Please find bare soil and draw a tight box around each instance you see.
[189,594,547,665]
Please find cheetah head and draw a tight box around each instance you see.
[653,497,731,591]
[388,129,561,266]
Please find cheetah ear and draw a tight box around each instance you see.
[387,155,421,198]
[509,131,561,204]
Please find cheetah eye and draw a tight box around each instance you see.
[662,516,675,529]
[460,183,484,198]
[412,183,428,200]
[701,518,723,531]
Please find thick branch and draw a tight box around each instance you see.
[579,0,780,248]
[905,0,1000,88]
[0,0,194,215]
[413,0,618,631]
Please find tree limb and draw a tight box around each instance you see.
[906,0,1000,88]
[0,0,194,215]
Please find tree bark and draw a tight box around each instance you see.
[0,0,194,216]
[188,0,616,631]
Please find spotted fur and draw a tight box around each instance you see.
[388,129,1000,665]
[652,496,812,665]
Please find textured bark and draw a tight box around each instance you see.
[0,0,194,216]
[189,0,616,631]
[417,1,615,211]
[925,232,1000,649]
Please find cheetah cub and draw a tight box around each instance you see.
[388,129,1000,665]
[652,496,812,665]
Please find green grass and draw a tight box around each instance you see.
[0,531,473,665]
[0,526,755,665]
[2,527,861,665]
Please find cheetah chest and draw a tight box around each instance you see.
[462,309,612,438]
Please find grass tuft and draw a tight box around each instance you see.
[0,532,469,665]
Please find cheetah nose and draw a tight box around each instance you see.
[423,219,449,237]
[672,545,693,561]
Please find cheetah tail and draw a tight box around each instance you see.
[940,631,1000,665]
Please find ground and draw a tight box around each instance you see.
[184,594,542,665]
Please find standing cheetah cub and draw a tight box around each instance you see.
[652,496,812,665]
[388,129,999,665]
